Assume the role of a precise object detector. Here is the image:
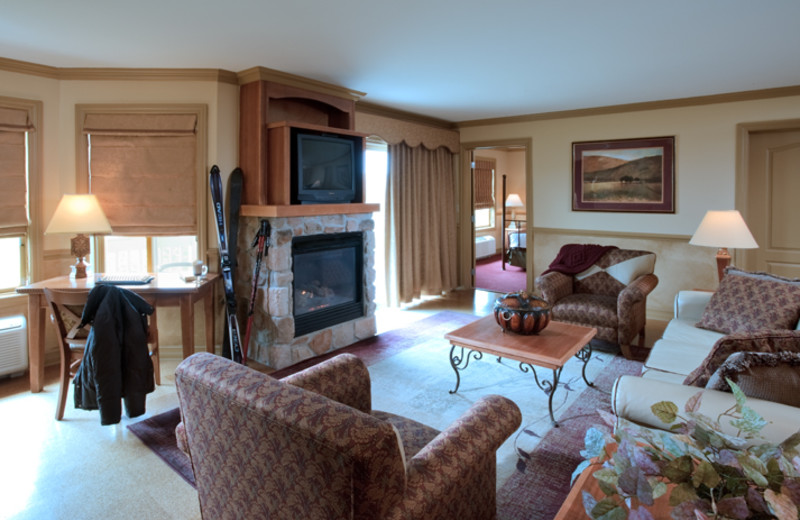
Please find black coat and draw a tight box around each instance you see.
[73,284,155,425]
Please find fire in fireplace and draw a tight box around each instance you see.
[292,232,364,337]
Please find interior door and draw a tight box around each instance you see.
[743,128,800,277]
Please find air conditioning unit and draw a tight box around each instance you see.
[0,316,27,378]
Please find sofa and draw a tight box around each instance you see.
[174,352,522,520]
[612,267,800,444]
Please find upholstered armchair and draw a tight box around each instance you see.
[535,246,659,359]
[175,352,521,520]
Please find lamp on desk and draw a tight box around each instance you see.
[505,193,524,228]
[689,210,758,282]
[45,194,112,279]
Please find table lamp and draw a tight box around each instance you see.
[689,210,758,282]
[505,193,524,226]
[44,194,112,278]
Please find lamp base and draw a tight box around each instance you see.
[72,258,89,279]
[69,234,92,279]
[715,248,731,282]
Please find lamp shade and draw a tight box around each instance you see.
[45,194,112,235]
[689,210,758,249]
[505,193,524,208]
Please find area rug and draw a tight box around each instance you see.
[475,253,527,294]
[130,311,642,519]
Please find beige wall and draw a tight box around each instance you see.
[0,68,239,361]
[459,94,800,318]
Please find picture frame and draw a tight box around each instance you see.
[572,136,675,213]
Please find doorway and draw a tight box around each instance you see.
[737,121,800,278]
[460,139,533,293]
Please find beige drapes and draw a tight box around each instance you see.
[0,106,34,236]
[386,142,458,305]
[473,157,495,210]
[83,113,198,235]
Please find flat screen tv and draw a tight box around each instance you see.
[292,128,363,204]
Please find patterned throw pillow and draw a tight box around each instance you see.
[705,351,800,407]
[683,329,800,387]
[696,268,800,334]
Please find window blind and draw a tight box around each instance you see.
[0,106,33,236]
[83,113,198,236]
[473,158,495,210]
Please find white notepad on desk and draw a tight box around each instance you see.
[97,274,154,285]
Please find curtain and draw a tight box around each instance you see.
[473,158,495,210]
[83,113,198,236]
[386,142,458,305]
[0,106,34,236]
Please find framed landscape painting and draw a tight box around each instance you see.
[572,136,675,213]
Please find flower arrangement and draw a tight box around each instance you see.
[576,379,800,519]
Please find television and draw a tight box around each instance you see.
[291,128,363,204]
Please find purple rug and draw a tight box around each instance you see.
[475,253,527,294]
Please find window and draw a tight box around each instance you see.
[0,99,39,291]
[77,105,207,273]
[474,208,495,230]
[103,235,198,275]
[365,137,388,306]
[473,156,496,230]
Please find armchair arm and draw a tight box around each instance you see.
[612,375,800,446]
[536,271,573,303]
[616,273,658,344]
[392,394,522,519]
[674,290,713,321]
[282,353,372,414]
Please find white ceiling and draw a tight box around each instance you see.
[2,0,799,122]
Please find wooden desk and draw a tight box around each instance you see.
[16,273,219,393]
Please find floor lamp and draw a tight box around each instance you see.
[689,210,758,282]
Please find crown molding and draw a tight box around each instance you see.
[356,101,458,130]
[237,66,366,101]
[0,56,239,84]
[457,85,800,128]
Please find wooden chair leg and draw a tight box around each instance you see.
[152,349,161,386]
[56,363,70,421]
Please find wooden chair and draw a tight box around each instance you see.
[43,288,160,421]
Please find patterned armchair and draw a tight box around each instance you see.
[536,246,659,359]
[175,352,521,520]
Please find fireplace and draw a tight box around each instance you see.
[292,232,364,337]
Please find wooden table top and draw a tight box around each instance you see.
[17,272,219,295]
[445,315,596,370]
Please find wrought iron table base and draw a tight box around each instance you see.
[448,343,593,426]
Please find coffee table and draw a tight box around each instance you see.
[444,315,597,426]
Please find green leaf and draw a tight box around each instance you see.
[742,462,770,488]
[727,378,747,411]
[764,488,799,520]
[593,467,619,487]
[649,479,668,499]
[591,497,620,518]
[779,431,800,452]
[692,460,721,489]
[662,455,693,483]
[581,490,598,518]
[668,482,698,507]
[651,401,678,424]
[572,459,592,485]
[582,427,609,459]
[730,405,768,436]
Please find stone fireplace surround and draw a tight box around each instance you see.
[236,211,377,369]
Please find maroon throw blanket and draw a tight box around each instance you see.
[542,244,617,276]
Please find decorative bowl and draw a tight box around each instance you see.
[493,291,551,335]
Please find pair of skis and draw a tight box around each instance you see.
[209,165,270,365]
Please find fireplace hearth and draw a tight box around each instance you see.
[292,232,364,337]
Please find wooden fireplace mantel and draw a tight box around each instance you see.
[240,203,379,218]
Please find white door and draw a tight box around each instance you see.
[743,128,800,278]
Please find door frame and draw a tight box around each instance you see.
[459,138,533,290]
[735,118,800,271]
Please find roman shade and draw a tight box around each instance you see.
[473,158,495,210]
[83,113,198,236]
[0,106,34,236]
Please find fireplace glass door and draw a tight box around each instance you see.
[292,232,364,337]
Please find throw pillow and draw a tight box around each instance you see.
[696,267,800,334]
[705,351,800,407]
[683,329,800,387]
